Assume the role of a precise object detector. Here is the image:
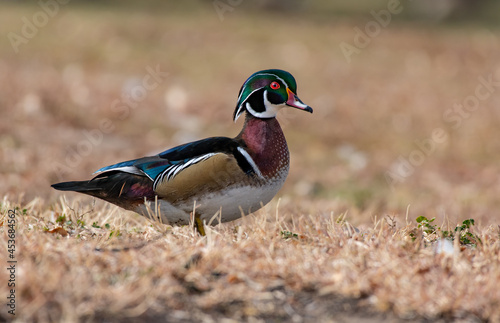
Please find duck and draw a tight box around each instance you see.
[52,69,313,235]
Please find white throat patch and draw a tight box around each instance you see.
[245,90,284,119]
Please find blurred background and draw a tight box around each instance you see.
[2,0,500,225]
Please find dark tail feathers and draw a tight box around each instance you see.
[51,173,155,209]
[51,180,103,192]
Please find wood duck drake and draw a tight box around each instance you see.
[52,69,313,235]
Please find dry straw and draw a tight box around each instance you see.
[1,196,498,322]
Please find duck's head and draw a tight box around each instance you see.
[233,69,313,121]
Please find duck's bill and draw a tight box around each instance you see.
[286,88,313,113]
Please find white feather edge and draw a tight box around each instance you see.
[93,166,147,177]
[153,153,217,190]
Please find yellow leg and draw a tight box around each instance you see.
[194,215,206,236]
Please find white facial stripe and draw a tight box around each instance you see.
[236,72,293,121]
[237,73,290,103]
[257,73,289,89]
[237,147,263,178]
[235,87,262,121]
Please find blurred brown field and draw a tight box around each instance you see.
[1,1,500,321]
[2,1,500,225]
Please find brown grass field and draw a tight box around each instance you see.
[1,2,500,322]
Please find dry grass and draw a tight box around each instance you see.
[2,1,500,322]
[1,197,499,322]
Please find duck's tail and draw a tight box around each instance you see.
[51,172,155,208]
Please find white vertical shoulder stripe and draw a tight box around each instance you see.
[237,147,263,178]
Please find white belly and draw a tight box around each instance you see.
[134,180,285,226]
[196,182,281,223]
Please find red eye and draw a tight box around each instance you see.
[270,81,280,90]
